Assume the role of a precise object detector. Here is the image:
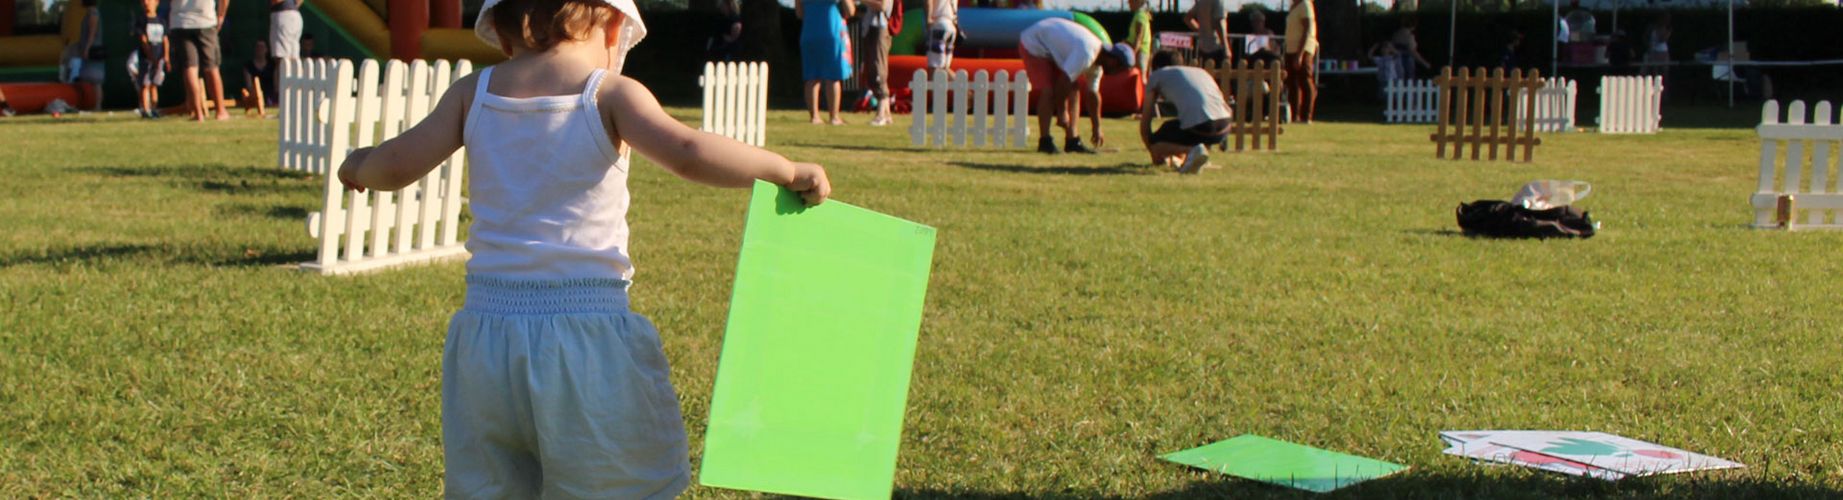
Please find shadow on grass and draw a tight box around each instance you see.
[784,142,936,154]
[949,161,1155,176]
[1403,228,1466,237]
[78,164,319,196]
[214,203,312,221]
[0,242,314,269]
[79,164,312,181]
[197,179,310,196]
[892,469,1842,499]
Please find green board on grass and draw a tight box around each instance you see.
[1159,435,1408,493]
[699,181,937,500]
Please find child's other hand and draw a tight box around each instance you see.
[786,162,830,206]
[338,147,371,192]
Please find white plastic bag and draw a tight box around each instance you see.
[1511,180,1592,210]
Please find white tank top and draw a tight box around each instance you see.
[462,67,635,281]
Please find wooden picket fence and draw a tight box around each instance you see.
[1384,79,1440,124]
[1430,67,1545,162]
[908,68,1031,148]
[1751,100,1843,230]
[1513,77,1578,133]
[700,61,768,147]
[291,59,475,275]
[278,58,341,174]
[1598,75,1663,134]
[1200,60,1285,151]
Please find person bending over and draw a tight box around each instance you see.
[1139,52,1232,174]
[1019,17,1133,154]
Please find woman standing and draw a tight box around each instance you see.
[271,0,305,60]
[799,0,855,125]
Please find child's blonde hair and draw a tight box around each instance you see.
[489,0,622,52]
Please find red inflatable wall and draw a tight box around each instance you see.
[0,82,90,113]
[887,55,1142,116]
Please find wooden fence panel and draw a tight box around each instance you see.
[1430,67,1544,162]
[1201,60,1284,152]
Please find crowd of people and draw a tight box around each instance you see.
[34,0,307,120]
[748,0,1319,168]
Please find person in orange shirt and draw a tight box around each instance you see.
[1283,0,1317,123]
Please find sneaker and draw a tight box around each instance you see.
[136,108,149,119]
[1,106,13,117]
[149,108,162,119]
[1179,144,1210,174]
[1064,137,1097,154]
[1037,136,1060,154]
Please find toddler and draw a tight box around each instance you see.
[337,0,829,496]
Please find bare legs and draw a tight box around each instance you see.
[185,66,206,121]
[204,67,229,120]
[138,84,154,115]
[1148,142,1193,165]
[805,80,821,123]
[805,80,846,125]
[826,81,843,125]
[1035,80,1075,142]
[1285,51,1317,123]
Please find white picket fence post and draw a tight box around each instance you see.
[1383,79,1438,124]
[1598,75,1664,134]
[909,69,1031,148]
[700,61,768,147]
[1751,100,1843,230]
[299,58,475,275]
[1513,77,1578,133]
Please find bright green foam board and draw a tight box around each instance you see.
[699,181,938,500]
[1160,435,1408,493]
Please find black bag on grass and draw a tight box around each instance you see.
[1456,200,1596,239]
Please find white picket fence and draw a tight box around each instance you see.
[908,69,1031,148]
[700,61,768,147]
[1387,77,1575,132]
[286,58,475,275]
[1514,77,1578,133]
[1383,79,1439,123]
[1751,100,1843,230]
[1598,76,1664,134]
[279,58,340,174]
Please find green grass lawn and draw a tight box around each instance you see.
[2,107,1840,498]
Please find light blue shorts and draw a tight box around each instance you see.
[443,277,690,499]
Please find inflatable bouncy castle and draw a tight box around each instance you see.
[885,8,1142,115]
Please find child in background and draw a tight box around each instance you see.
[335,0,831,495]
[1125,0,1152,118]
[133,0,170,118]
[241,39,278,116]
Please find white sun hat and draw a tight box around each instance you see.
[473,0,648,73]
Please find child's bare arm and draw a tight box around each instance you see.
[602,76,830,204]
[337,73,473,192]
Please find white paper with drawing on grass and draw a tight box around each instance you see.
[1441,431,1628,481]
[1442,430,1743,479]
